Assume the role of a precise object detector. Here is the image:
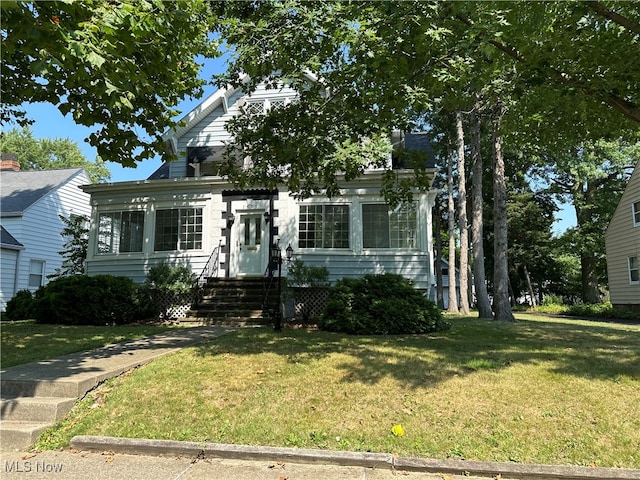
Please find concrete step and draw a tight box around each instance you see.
[0,421,51,451]
[178,317,269,326]
[1,379,91,399]
[1,396,76,422]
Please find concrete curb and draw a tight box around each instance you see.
[70,435,640,480]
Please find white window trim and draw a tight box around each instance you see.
[28,259,46,289]
[361,201,419,251]
[629,256,640,285]
[632,200,640,227]
[297,202,351,250]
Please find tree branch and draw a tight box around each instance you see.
[454,11,640,124]
[586,1,640,35]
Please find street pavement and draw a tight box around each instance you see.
[0,448,496,480]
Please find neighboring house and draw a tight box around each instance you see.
[605,160,640,313]
[0,157,92,311]
[429,259,462,310]
[80,80,439,301]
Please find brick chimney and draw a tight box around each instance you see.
[1,153,20,172]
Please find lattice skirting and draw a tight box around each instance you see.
[152,291,198,319]
[292,288,329,321]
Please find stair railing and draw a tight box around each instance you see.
[194,240,222,306]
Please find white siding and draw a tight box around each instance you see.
[9,171,92,295]
[1,247,20,310]
[172,84,297,178]
[85,180,222,284]
[605,161,640,308]
[278,189,434,290]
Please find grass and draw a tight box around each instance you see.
[1,320,177,368]
[34,314,640,469]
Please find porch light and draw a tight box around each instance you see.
[227,212,235,227]
[264,211,271,223]
[285,243,294,261]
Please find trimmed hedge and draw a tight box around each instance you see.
[319,273,449,335]
[32,275,145,325]
[4,289,35,321]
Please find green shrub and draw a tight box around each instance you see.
[140,262,197,319]
[542,294,564,306]
[32,275,143,325]
[4,289,35,321]
[535,301,640,321]
[319,274,449,335]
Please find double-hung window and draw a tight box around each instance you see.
[154,208,203,251]
[362,203,417,249]
[629,256,639,284]
[97,211,145,254]
[28,260,45,288]
[299,204,349,249]
[633,201,640,227]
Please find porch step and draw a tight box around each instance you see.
[186,277,279,325]
[1,396,76,422]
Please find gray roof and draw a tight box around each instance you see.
[147,162,171,180]
[0,168,84,215]
[0,225,23,249]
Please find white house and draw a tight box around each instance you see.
[605,160,640,313]
[80,81,439,314]
[0,156,92,311]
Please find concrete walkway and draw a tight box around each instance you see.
[1,326,235,451]
[2,325,640,480]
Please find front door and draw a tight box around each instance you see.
[237,213,265,276]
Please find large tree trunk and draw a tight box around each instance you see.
[456,111,470,315]
[469,106,493,319]
[447,140,459,313]
[581,255,601,303]
[434,201,445,309]
[492,106,516,322]
[574,183,602,304]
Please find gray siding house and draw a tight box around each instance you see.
[605,160,640,313]
[0,158,92,311]
[81,81,438,294]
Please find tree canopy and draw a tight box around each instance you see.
[0,126,110,183]
[1,0,218,164]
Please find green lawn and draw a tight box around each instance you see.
[35,314,640,468]
[1,320,176,368]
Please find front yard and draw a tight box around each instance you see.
[0,320,176,368]
[32,314,640,469]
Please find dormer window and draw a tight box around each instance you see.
[244,101,265,116]
[243,99,288,116]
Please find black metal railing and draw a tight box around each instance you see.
[198,240,222,287]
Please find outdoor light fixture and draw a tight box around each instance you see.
[227,212,235,227]
[285,243,294,261]
[264,211,271,223]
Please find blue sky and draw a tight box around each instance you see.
[10,56,576,233]
[15,56,229,183]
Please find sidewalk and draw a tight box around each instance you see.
[0,447,495,480]
[1,326,236,450]
[2,325,640,480]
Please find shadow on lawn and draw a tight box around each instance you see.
[193,317,640,388]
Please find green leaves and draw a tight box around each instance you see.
[2,0,219,164]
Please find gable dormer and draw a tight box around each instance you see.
[162,78,301,180]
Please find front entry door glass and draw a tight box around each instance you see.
[238,213,264,275]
